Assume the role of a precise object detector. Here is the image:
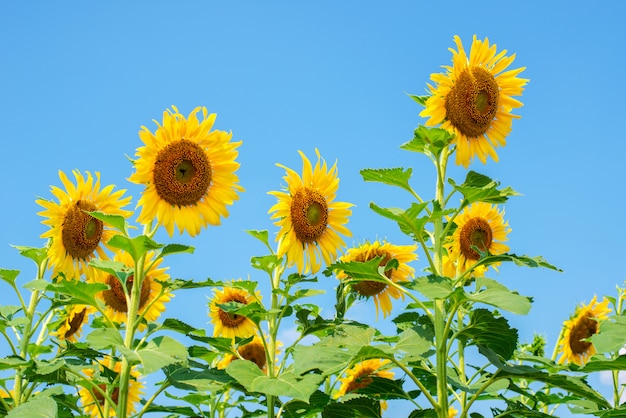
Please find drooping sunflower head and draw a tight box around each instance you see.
[268,149,353,274]
[335,359,394,410]
[129,106,244,237]
[217,335,270,372]
[93,251,172,327]
[446,202,510,275]
[37,170,132,281]
[78,356,144,418]
[53,304,96,343]
[209,284,261,340]
[420,35,528,167]
[337,241,417,318]
[557,296,612,366]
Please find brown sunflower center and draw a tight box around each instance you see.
[445,67,499,138]
[217,294,249,328]
[569,314,598,354]
[239,341,267,370]
[63,307,88,340]
[153,139,212,207]
[102,274,152,314]
[345,368,376,393]
[61,200,104,260]
[290,187,329,243]
[352,250,393,297]
[94,384,119,404]
[459,217,492,260]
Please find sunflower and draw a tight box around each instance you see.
[129,106,243,237]
[557,296,612,366]
[209,285,261,340]
[420,35,528,167]
[446,202,510,275]
[449,406,459,418]
[93,251,172,327]
[217,335,269,371]
[53,304,96,343]
[268,149,353,274]
[37,170,132,280]
[336,359,394,410]
[78,356,143,418]
[336,241,417,318]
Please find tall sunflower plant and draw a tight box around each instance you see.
[2,36,626,418]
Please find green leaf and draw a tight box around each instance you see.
[6,396,58,418]
[395,328,432,360]
[458,309,518,360]
[404,275,453,299]
[449,171,520,204]
[11,245,48,266]
[360,167,414,193]
[590,316,626,354]
[251,255,281,275]
[407,94,429,106]
[46,280,109,306]
[323,397,382,418]
[137,336,188,374]
[282,390,331,418]
[401,125,455,158]
[227,360,323,402]
[165,366,233,391]
[368,202,429,241]
[469,278,532,315]
[245,229,271,247]
[473,253,562,272]
[89,259,131,281]
[86,327,124,350]
[0,269,20,286]
[107,234,163,261]
[326,257,386,281]
[87,211,128,235]
[578,355,626,372]
[159,243,195,258]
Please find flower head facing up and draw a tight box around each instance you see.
[209,285,260,340]
[53,304,96,343]
[557,296,612,366]
[129,106,243,237]
[94,251,172,326]
[446,202,510,276]
[269,149,353,274]
[337,241,417,318]
[421,35,528,167]
[78,357,143,418]
[37,170,132,280]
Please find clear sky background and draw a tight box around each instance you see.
[1,1,625,417]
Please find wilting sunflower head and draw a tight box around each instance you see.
[53,304,96,343]
[78,356,144,418]
[129,105,244,237]
[94,251,172,327]
[36,170,132,281]
[557,296,612,366]
[336,359,394,410]
[337,241,417,318]
[447,202,510,275]
[209,284,261,340]
[268,149,353,274]
[420,35,528,167]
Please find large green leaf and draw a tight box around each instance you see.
[322,397,382,418]
[165,366,233,391]
[46,280,109,306]
[457,309,518,360]
[107,234,163,262]
[326,256,386,281]
[0,269,20,286]
[590,316,626,354]
[469,277,532,315]
[369,202,430,241]
[360,167,414,193]
[473,253,561,272]
[137,336,188,374]
[404,275,453,299]
[6,396,57,418]
[87,211,128,235]
[227,360,323,402]
[251,254,281,275]
[449,171,520,204]
[11,245,48,267]
[400,125,455,158]
[159,243,195,258]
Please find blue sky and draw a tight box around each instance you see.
[1,1,625,416]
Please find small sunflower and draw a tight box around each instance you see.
[129,106,244,237]
[37,170,132,280]
[337,241,417,318]
[209,285,261,340]
[53,304,96,343]
[94,251,172,326]
[557,296,612,366]
[78,356,143,418]
[268,149,353,274]
[446,202,510,275]
[420,35,528,167]
[217,335,270,371]
[449,406,459,418]
[336,359,394,410]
